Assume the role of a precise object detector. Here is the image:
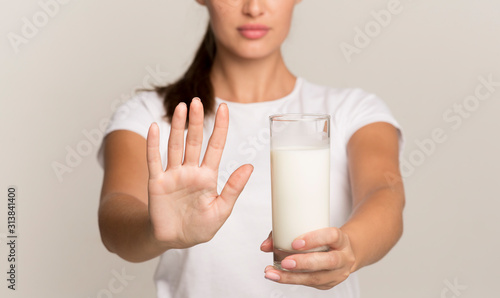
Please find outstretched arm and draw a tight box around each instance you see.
[99,99,253,262]
[341,122,405,271]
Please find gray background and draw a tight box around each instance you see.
[1,0,499,297]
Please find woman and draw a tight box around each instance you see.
[97,1,405,297]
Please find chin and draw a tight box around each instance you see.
[237,50,275,60]
[231,42,281,60]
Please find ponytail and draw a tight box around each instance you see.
[156,25,217,124]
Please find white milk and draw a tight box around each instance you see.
[270,147,330,252]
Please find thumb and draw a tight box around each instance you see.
[218,164,253,214]
[260,231,273,252]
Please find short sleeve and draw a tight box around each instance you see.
[96,91,164,168]
[336,88,404,155]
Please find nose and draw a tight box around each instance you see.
[243,0,265,18]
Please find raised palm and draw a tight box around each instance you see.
[146,98,253,249]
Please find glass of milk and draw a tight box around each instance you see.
[269,114,330,270]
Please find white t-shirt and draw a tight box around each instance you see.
[97,77,403,298]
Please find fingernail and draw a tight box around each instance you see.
[281,259,296,269]
[264,266,272,273]
[265,272,280,281]
[292,239,306,249]
[193,97,201,102]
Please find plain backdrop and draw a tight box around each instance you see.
[1,0,499,297]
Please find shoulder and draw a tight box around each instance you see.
[298,78,402,146]
[98,90,167,168]
[104,90,167,140]
[113,90,165,122]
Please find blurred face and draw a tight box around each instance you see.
[196,0,302,59]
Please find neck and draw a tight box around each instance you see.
[210,48,296,103]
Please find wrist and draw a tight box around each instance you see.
[147,218,176,251]
[340,225,362,273]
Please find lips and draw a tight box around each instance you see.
[237,24,270,40]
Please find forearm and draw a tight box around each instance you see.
[340,186,405,272]
[98,193,171,263]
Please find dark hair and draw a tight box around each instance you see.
[155,25,217,124]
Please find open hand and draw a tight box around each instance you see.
[147,98,253,249]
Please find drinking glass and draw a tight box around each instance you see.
[269,114,331,270]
